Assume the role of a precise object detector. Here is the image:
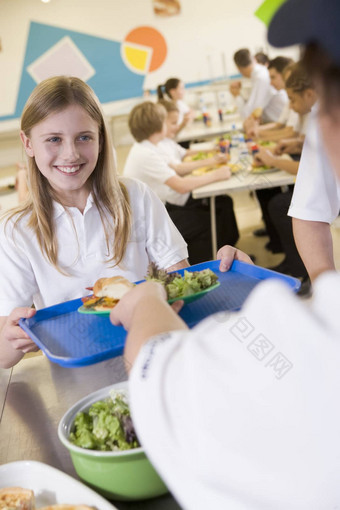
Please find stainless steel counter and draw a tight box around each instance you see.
[0,355,181,510]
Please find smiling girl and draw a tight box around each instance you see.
[0,76,189,368]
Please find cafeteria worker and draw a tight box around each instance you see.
[111,0,340,508]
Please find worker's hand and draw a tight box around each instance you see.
[110,281,184,331]
[217,245,254,272]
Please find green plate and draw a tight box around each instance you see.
[78,305,112,315]
[78,282,221,315]
[167,281,220,304]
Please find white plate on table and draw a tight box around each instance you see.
[0,460,118,509]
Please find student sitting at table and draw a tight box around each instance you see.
[110,3,340,506]
[123,101,239,264]
[157,99,229,175]
[244,57,297,141]
[0,76,191,369]
[253,61,317,283]
[157,77,194,135]
[230,48,287,123]
[254,51,270,67]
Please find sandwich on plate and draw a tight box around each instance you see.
[81,276,134,312]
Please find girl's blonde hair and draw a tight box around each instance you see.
[4,76,132,272]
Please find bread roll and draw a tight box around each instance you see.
[93,276,134,300]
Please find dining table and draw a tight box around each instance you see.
[176,112,242,143]
[0,354,182,510]
[192,164,296,258]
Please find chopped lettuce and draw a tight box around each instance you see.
[69,390,139,451]
[146,263,218,300]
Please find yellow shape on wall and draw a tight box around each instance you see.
[122,44,150,73]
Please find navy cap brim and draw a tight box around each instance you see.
[268,0,318,48]
[268,0,340,65]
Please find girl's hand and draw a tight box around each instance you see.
[1,307,38,353]
[217,245,254,272]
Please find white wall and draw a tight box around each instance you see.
[0,0,299,116]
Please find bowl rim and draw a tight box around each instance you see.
[58,381,144,458]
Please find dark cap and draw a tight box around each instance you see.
[268,0,340,64]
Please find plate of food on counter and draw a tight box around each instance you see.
[0,461,118,509]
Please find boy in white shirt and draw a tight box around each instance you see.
[230,48,286,123]
[110,1,340,508]
[124,101,239,264]
[244,56,297,140]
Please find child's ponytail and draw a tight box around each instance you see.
[157,84,165,100]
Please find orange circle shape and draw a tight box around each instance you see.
[125,26,167,72]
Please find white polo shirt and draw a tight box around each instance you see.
[176,99,190,126]
[288,105,340,223]
[278,102,299,130]
[130,272,340,509]
[157,137,187,164]
[0,177,188,314]
[235,64,283,122]
[124,140,190,206]
[263,88,288,123]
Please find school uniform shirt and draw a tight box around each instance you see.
[124,140,190,206]
[288,105,340,223]
[176,99,190,126]
[235,64,281,122]
[0,177,188,314]
[157,137,187,165]
[262,88,288,123]
[295,111,310,136]
[277,102,299,130]
[130,272,340,510]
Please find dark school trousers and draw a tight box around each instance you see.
[166,194,239,265]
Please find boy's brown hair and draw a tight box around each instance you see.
[158,99,179,114]
[128,101,166,142]
[234,49,252,68]
[285,61,314,93]
[268,56,294,74]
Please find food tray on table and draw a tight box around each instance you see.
[19,260,300,368]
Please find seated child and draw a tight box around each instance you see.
[254,61,317,174]
[124,101,239,264]
[157,99,229,175]
[254,51,269,67]
[231,48,287,123]
[244,57,297,141]
[157,77,194,135]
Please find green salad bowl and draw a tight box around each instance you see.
[58,382,168,501]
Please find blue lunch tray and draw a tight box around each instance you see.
[19,260,300,367]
